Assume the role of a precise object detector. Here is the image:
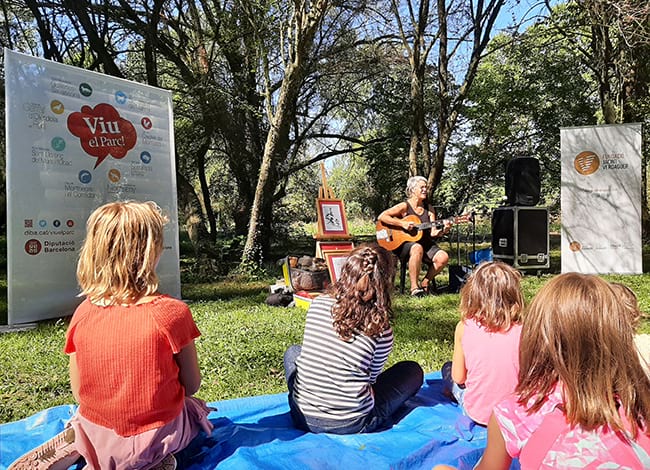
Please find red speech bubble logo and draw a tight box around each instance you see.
[67,103,137,168]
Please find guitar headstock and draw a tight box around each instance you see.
[454,213,474,224]
[434,213,474,230]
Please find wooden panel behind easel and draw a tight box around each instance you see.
[315,240,354,258]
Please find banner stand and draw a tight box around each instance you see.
[4,49,180,325]
[0,324,37,334]
[560,123,642,274]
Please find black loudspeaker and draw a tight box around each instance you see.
[491,207,549,270]
[505,157,540,206]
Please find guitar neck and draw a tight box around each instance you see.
[376,214,469,252]
[416,221,442,231]
[418,217,456,231]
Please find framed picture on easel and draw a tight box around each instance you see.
[315,240,354,258]
[322,250,351,283]
[316,198,350,239]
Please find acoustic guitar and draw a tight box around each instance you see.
[375,213,472,252]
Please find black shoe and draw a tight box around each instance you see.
[442,386,459,404]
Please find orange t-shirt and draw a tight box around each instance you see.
[64,295,200,436]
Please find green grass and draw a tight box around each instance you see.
[1,272,649,424]
[0,283,458,423]
[1,234,650,424]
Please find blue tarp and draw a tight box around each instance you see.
[0,372,519,469]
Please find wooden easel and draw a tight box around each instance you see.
[318,163,336,199]
[315,163,353,260]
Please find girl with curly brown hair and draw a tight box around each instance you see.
[283,243,423,434]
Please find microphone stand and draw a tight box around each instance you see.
[471,211,476,265]
[455,216,462,266]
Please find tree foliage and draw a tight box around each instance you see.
[542,0,650,232]
[458,17,597,213]
[1,0,650,266]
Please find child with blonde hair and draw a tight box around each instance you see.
[9,201,213,470]
[441,261,524,426]
[610,282,650,377]
[284,243,423,434]
[436,273,650,469]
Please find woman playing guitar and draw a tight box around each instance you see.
[378,176,451,296]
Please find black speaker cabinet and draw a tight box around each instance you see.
[505,157,540,206]
[492,207,549,269]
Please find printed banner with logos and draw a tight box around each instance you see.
[5,49,180,325]
[560,123,642,274]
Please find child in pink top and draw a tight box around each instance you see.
[442,261,524,426]
[435,273,650,469]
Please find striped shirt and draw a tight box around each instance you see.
[293,295,393,421]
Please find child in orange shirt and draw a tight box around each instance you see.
[9,201,213,470]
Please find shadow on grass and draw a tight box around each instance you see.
[182,280,270,302]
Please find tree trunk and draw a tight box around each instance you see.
[62,0,124,77]
[409,64,431,177]
[176,170,211,257]
[241,71,296,268]
[428,0,504,195]
[195,131,218,243]
[394,0,432,178]
[240,0,330,270]
[408,66,423,176]
[588,2,618,124]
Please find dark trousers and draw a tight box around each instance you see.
[283,345,423,434]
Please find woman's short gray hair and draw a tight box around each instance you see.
[405,176,428,197]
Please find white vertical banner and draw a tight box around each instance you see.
[5,49,180,325]
[560,123,642,274]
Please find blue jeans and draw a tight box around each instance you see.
[283,345,424,434]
